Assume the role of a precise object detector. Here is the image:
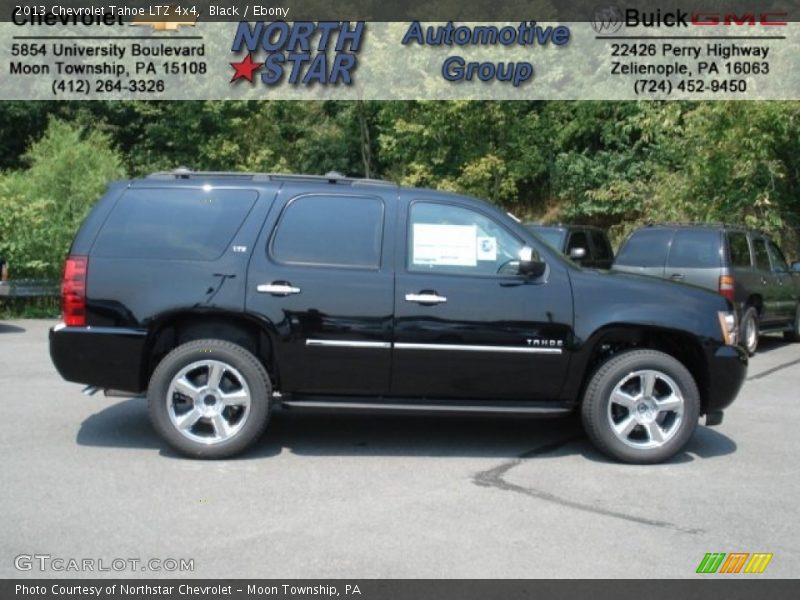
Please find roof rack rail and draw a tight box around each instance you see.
[146,168,396,187]
[645,221,749,230]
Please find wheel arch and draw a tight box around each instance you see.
[573,324,711,414]
[142,309,280,391]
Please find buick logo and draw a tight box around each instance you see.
[591,5,623,34]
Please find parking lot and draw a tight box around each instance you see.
[1,318,799,578]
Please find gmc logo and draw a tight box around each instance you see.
[691,12,787,26]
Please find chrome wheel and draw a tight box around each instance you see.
[166,359,251,445]
[744,314,758,352]
[606,369,685,450]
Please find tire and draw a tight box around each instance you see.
[147,339,272,459]
[581,349,700,464]
[785,304,800,343]
[740,307,759,356]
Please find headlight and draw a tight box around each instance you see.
[718,311,738,346]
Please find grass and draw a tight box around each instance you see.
[0,296,60,319]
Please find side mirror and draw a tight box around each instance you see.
[518,246,547,278]
[792,261,800,273]
[569,247,587,260]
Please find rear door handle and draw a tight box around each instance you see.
[669,273,685,282]
[405,292,447,305]
[257,282,301,296]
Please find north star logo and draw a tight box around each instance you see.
[229,21,364,86]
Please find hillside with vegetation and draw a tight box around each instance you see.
[1,100,799,279]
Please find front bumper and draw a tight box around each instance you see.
[704,344,748,413]
[49,324,148,392]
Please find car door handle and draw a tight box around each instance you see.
[761,277,768,285]
[257,282,301,296]
[669,273,685,282]
[405,292,447,305]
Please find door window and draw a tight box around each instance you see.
[271,195,384,269]
[727,232,751,267]
[753,239,771,271]
[615,229,672,267]
[566,231,589,257]
[766,241,789,272]
[408,202,524,276]
[590,231,613,261]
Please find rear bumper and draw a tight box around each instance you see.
[49,324,148,392]
[704,344,748,413]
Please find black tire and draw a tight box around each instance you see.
[784,304,800,343]
[147,339,272,459]
[740,307,759,356]
[581,349,700,464]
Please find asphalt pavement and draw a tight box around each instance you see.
[1,319,798,578]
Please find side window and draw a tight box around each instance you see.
[271,195,384,269]
[590,231,613,261]
[666,230,721,268]
[727,232,751,268]
[753,239,771,271]
[766,241,789,272]
[93,187,258,261]
[408,202,524,276]
[566,231,589,256]
[615,229,673,267]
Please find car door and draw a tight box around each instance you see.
[391,197,573,400]
[765,239,796,320]
[751,236,782,324]
[245,185,396,396]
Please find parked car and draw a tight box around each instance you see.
[614,224,800,354]
[50,171,746,463]
[525,224,614,269]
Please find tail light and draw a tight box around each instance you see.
[62,256,88,327]
[718,275,735,302]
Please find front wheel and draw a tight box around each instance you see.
[740,307,759,355]
[148,339,272,459]
[581,349,700,464]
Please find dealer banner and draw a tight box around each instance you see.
[0,0,798,100]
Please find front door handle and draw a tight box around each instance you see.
[669,273,685,282]
[257,282,301,296]
[405,292,447,305]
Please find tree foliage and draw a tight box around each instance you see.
[1,100,799,280]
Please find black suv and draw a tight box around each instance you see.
[50,171,747,463]
[614,225,800,354]
[525,224,614,269]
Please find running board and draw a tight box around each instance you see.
[280,398,573,416]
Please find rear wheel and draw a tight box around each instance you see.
[581,349,700,464]
[740,307,759,355]
[148,339,272,459]
[784,304,800,343]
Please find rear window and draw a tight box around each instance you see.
[615,229,673,267]
[270,195,384,268]
[666,230,721,268]
[93,188,258,260]
[727,232,751,268]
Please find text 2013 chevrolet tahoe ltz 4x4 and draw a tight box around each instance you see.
[50,171,747,463]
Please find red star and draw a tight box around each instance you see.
[230,54,263,83]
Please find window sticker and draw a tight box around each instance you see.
[477,237,497,261]
[413,223,477,266]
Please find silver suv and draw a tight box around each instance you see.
[614,225,800,354]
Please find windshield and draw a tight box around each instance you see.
[527,227,565,250]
